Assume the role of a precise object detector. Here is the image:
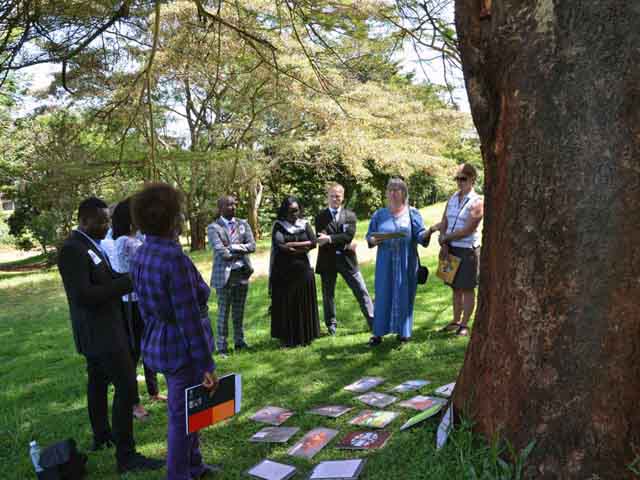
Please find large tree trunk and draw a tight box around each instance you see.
[454,1,640,478]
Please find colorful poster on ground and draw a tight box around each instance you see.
[344,377,385,393]
[246,459,297,480]
[249,427,300,443]
[389,380,430,393]
[356,392,398,408]
[397,395,446,411]
[349,410,399,429]
[400,402,446,431]
[307,405,354,418]
[336,431,392,450]
[250,406,294,426]
[287,428,338,459]
[309,459,366,479]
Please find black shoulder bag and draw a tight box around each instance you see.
[409,208,429,285]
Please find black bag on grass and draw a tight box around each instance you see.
[37,439,87,480]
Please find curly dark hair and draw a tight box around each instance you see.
[276,196,302,220]
[111,198,132,239]
[131,183,183,237]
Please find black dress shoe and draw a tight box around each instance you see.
[234,342,250,351]
[117,453,165,474]
[368,336,382,346]
[90,436,113,452]
[197,463,223,478]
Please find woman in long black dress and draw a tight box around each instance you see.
[270,197,320,347]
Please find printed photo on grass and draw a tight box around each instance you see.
[389,380,431,393]
[337,431,392,450]
[434,382,456,398]
[249,426,300,443]
[397,395,446,411]
[309,459,366,480]
[400,402,447,431]
[307,405,354,418]
[344,377,385,393]
[287,428,339,459]
[356,392,398,408]
[246,459,297,480]
[250,406,294,426]
[349,410,400,429]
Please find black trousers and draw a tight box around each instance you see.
[85,350,137,462]
[125,301,159,401]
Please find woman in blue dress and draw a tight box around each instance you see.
[366,178,436,346]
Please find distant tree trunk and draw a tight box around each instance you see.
[454,1,640,478]
[189,213,207,251]
[248,178,263,239]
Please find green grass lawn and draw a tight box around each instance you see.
[0,204,514,480]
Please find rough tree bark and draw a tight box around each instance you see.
[453,1,640,478]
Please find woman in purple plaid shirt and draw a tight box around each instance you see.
[130,184,221,480]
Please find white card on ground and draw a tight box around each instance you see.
[309,459,365,479]
[434,382,455,398]
[436,404,453,450]
[247,459,296,480]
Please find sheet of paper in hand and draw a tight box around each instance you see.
[344,377,385,393]
[436,254,461,284]
[287,428,338,459]
[356,392,398,408]
[249,427,300,443]
[250,406,294,426]
[389,380,431,393]
[309,459,366,480]
[246,459,297,480]
[185,373,241,434]
[307,405,354,418]
[397,395,446,411]
[370,231,407,240]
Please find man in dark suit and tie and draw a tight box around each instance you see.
[57,197,163,474]
[315,183,374,335]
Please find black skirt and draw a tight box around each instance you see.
[449,246,480,289]
[270,264,320,347]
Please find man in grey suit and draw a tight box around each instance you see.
[316,183,374,335]
[207,195,256,356]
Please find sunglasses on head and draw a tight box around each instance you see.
[454,176,468,182]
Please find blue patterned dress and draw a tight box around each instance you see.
[366,207,427,338]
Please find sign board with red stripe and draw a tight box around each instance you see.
[185,373,242,433]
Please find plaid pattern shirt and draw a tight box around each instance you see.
[131,235,215,376]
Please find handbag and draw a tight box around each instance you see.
[37,438,87,480]
[409,208,429,285]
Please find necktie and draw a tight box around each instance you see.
[330,209,337,221]
[229,220,236,237]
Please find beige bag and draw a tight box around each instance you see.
[436,254,461,285]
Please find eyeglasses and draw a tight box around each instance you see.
[454,176,468,182]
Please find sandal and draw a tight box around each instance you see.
[441,322,462,332]
[457,326,470,337]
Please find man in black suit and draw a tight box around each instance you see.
[316,183,374,335]
[57,197,163,474]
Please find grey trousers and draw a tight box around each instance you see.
[216,270,249,350]
[320,263,374,330]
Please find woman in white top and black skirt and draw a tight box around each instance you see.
[438,164,484,336]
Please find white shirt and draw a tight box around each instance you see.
[445,190,482,248]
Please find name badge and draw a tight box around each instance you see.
[88,249,102,265]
